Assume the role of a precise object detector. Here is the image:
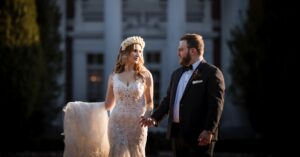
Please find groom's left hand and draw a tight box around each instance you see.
[198,130,213,146]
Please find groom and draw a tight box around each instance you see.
[141,33,225,157]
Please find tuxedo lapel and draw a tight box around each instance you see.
[181,60,205,100]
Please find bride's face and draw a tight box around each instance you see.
[127,44,143,65]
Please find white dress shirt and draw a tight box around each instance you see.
[173,59,201,123]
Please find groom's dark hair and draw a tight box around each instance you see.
[180,33,204,56]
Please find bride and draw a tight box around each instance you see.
[63,36,154,157]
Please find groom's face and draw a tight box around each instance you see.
[178,40,191,66]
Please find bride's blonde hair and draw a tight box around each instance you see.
[114,37,146,81]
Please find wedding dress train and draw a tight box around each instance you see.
[63,102,109,157]
[63,74,148,157]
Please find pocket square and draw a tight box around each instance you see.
[192,80,203,84]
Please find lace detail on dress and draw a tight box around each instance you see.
[108,74,148,157]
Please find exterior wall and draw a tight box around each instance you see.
[72,38,105,101]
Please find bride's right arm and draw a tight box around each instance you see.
[104,74,115,110]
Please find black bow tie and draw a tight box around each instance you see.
[183,65,193,71]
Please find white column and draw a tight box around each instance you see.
[104,0,122,93]
[203,0,213,27]
[202,0,213,63]
[74,0,83,31]
[73,48,87,101]
[161,0,186,96]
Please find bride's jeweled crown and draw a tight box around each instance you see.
[120,36,145,51]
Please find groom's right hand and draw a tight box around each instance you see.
[140,116,156,127]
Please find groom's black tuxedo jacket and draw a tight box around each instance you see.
[152,60,225,145]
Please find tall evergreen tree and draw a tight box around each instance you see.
[35,0,62,140]
[229,0,298,153]
[228,0,267,137]
[0,0,44,150]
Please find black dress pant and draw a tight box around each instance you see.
[171,122,215,157]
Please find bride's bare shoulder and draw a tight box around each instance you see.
[141,68,153,85]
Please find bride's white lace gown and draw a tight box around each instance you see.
[63,74,148,157]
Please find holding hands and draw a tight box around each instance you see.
[140,116,156,127]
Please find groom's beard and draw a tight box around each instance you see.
[180,52,191,66]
